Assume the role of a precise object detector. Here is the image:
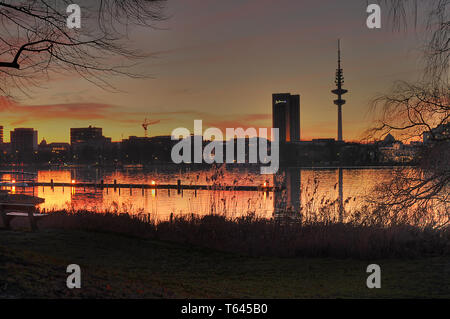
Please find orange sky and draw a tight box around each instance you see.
[0,0,423,143]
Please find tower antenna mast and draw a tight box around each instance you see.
[331,39,348,142]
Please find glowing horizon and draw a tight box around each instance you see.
[0,0,421,144]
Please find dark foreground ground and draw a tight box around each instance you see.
[0,229,449,298]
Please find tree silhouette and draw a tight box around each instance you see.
[368,0,449,226]
[380,0,448,83]
[0,0,165,97]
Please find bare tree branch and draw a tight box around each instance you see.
[0,0,166,96]
[369,1,449,224]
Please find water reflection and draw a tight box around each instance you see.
[338,168,344,222]
[273,167,345,222]
[0,167,395,220]
[273,168,302,221]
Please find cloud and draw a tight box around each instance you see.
[10,119,28,126]
[0,96,275,141]
[0,95,270,122]
[0,97,140,125]
[0,96,18,111]
[202,113,272,135]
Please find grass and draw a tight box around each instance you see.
[1,228,449,298]
[35,210,450,259]
[1,208,449,298]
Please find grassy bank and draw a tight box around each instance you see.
[1,229,449,298]
[1,211,449,298]
[38,210,450,259]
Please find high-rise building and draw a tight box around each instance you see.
[272,93,300,142]
[70,126,103,145]
[331,40,348,142]
[10,128,38,154]
[0,126,3,144]
[70,126,111,152]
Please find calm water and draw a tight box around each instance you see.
[1,166,394,220]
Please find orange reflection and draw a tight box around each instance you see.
[7,167,396,221]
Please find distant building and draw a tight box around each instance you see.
[120,135,173,163]
[272,93,300,142]
[70,126,111,151]
[378,137,419,163]
[38,139,70,163]
[381,133,396,146]
[0,142,9,155]
[39,139,70,154]
[312,138,336,145]
[423,123,450,144]
[10,128,38,155]
[71,126,103,145]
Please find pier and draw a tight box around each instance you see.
[26,180,279,193]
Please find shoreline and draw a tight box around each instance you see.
[0,163,416,170]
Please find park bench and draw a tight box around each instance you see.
[0,193,46,231]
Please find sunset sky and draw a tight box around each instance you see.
[0,0,425,143]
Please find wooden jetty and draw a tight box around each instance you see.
[27,180,280,192]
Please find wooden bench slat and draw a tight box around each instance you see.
[6,212,48,217]
[0,202,39,207]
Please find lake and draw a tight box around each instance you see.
[1,166,395,220]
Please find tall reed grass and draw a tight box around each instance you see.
[35,207,450,259]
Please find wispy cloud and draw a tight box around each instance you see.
[0,97,272,133]
[0,97,139,125]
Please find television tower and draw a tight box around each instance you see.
[331,39,348,142]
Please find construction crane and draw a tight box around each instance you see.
[142,117,160,138]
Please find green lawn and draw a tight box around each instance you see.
[0,229,449,298]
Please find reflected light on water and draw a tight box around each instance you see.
[5,167,397,220]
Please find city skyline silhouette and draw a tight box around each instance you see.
[0,0,422,143]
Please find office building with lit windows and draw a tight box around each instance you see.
[272,93,300,142]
